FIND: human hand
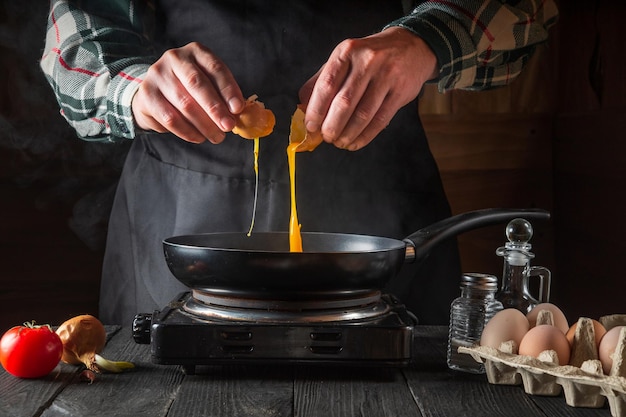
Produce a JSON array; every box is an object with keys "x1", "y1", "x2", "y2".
[
  {"x1": 132, "y1": 42, "x2": 245, "y2": 144},
  {"x1": 299, "y1": 27, "x2": 438, "y2": 151}
]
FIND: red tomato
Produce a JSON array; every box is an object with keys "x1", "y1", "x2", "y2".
[{"x1": 0, "y1": 323, "x2": 63, "y2": 378}]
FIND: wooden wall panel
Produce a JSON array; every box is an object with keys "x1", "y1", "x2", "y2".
[
  {"x1": 423, "y1": 114, "x2": 555, "y2": 287},
  {"x1": 554, "y1": 111, "x2": 626, "y2": 321},
  {"x1": 419, "y1": 44, "x2": 558, "y2": 116},
  {"x1": 556, "y1": 1, "x2": 626, "y2": 113},
  {"x1": 418, "y1": 28, "x2": 559, "y2": 311},
  {"x1": 552, "y1": 1, "x2": 626, "y2": 321}
]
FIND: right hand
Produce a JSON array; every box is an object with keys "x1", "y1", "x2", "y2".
[
  {"x1": 132, "y1": 42, "x2": 245, "y2": 144},
  {"x1": 298, "y1": 27, "x2": 437, "y2": 151}
]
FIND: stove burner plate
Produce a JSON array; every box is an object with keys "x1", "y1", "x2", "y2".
[
  {"x1": 133, "y1": 292, "x2": 417, "y2": 372},
  {"x1": 184, "y1": 289, "x2": 390, "y2": 323}
]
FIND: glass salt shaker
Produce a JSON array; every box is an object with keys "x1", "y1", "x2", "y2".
[
  {"x1": 495, "y1": 218, "x2": 551, "y2": 314},
  {"x1": 447, "y1": 273, "x2": 503, "y2": 374}
]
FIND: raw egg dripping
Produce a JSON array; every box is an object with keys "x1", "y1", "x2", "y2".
[
  {"x1": 247, "y1": 137, "x2": 260, "y2": 236},
  {"x1": 287, "y1": 105, "x2": 323, "y2": 252},
  {"x1": 231, "y1": 95, "x2": 275, "y2": 236}
]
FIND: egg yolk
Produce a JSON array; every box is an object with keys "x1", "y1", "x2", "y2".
[
  {"x1": 246, "y1": 137, "x2": 260, "y2": 237},
  {"x1": 236, "y1": 100, "x2": 320, "y2": 251},
  {"x1": 231, "y1": 95, "x2": 274, "y2": 237},
  {"x1": 287, "y1": 106, "x2": 323, "y2": 252},
  {"x1": 287, "y1": 142, "x2": 302, "y2": 252}
]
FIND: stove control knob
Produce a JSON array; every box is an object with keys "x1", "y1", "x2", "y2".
[{"x1": 132, "y1": 313, "x2": 152, "y2": 344}]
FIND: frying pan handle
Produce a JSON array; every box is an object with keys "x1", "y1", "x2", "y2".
[{"x1": 402, "y1": 208, "x2": 550, "y2": 263}]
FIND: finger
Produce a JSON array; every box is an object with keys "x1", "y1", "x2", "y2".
[
  {"x1": 322, "y1": 77, "x2": 378, "y2": 149},
  {"x1": 345, "y1": 94, "x2": 398, "y2": 151},
  {"x1": 141, "y1": 79, "x2": 224, "y2": 144},
  {"x1": 135, "y1": 57, "x2": 219, "y2": 143},
  {"x1": 134, "y1": 82, "x2": 203, "y2": 143},
  {"x1": 150, "y1": 99, "x2": 209, "y2": 144},
  {"x1": 152, "y1": 68, "x2": 226, "y2": 143},
  {"x1": 170, "y1": 58, "x2": 237, "y2": 133},
  {"x1": 322, "y1": 70, "x2": 372, "y2": 147},
  {"x1": 304, "y1": 55, "x2": 351, "y2": 137},
  {"x1": 132, "y1": 86, "x2": 168, "y2": 133},
  {"x1": 192, "y1": 46, "x2": 245, "y2": 115}
]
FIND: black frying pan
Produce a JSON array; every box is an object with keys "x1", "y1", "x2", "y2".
[{"x1": 163, "y1": 208, "x2": 550, "y2": 298}]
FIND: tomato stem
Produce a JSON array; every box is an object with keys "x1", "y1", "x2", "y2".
[{"x1": 18, "y1": 321, "x2": 53, "y2": 335}]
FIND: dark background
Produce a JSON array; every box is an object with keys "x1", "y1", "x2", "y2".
[
  {"x1": 0, "y1": 2, "x2": 129, "y2": 329},
  {"x1": 1, "y1": 1, "x2": 625, "y2": 332}
]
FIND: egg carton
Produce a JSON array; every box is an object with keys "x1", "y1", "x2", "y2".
[{"x1": 458, "y1": 314, "x2": 626, "y2": 417}]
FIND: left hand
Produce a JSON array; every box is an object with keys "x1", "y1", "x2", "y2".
[
  {"x1": 132, "y1": 42, "x2": 245, "y2": 144},
  {"x1": 299, "y1": 27, "x2": 438, "y2": 151}
]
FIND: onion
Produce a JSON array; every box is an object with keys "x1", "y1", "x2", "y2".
[{"x1": 56, "y1": 315, "x2": 134, "y2": 373}]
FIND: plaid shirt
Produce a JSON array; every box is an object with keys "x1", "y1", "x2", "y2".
[{"x1": 40, "y1": 0, "x2": 558, "y2": 142}]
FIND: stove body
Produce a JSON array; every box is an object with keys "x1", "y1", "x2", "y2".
[{"x1": 133, "y1": 291, "x2": 417, "y2": 373}]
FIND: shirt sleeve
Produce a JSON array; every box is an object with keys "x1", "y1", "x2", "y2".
[
  {"x1": 388, "y1": 0, "x2": 559, "y2": 92},
  {"x1": 40, "y1": 0, "x2": 156, "y2": 142}
]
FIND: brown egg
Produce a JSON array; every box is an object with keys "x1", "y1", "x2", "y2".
[
  {"x1": 527, "y1": 303, "x2": 569, "y2": 334},
  {"x1": 565, "y1": 318, "x2": 607, "y2": 348},
  {"x1": 519, "y1": 324, "x2": 571, "y2": 365},
  {"x1": 480, "y1": 308, "x2": 530, "y2": 350},
  {"x1": 599, "y1": 326, "x2": 626, "y2": 375}
]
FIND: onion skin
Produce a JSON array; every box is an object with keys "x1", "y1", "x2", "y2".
[
  {"x1": 56, "y1": 315, "x2": 133, "y2": 373},
  {"x1": 56, "y1": 315, "x2": 106, "y2": 369}
]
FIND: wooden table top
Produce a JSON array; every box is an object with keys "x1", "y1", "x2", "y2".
[{"x1": 0, "y1": 326, "x2": 615, "y2": 417}]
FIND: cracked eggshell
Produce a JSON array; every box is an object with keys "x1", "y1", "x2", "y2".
[
  {"x1": 527, "y1": 303, "x2": 569, "y2": 334},
  {"x1": 480, "y1": 308, "x2": 530, "y2": 351}
]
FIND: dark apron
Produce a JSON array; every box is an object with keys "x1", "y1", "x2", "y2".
[{"x1": 100, "y1": 0, "x2": 461, "y2": 325}]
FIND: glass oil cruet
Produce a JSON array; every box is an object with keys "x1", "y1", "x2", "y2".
[{"x1": 495, "y1": 218, "x2": 551, "y2": 314}]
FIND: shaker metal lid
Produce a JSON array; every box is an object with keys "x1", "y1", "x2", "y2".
[{"x1": 461, "y1": 273, "x2": 498, "y2": 290}]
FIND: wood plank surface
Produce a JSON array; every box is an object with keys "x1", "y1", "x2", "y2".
[
  {"x1": 0, "y1": 327, "x2": 122, "y2": 417},
  {"x1": 530, "y1": 396, "x2": 611, "y2": 417},
  {"x1": 0, "y1": 325, "x2": 616, "y2": 417},
  {"x1": 406, "y1": 329, "x2": 548, "y2": 417},
  {"x1": 406, "y1": 370, "x2": 548, "y2": 417},
  {"x1": 168, "y1": 365, "x2": 294, "y2": 417},
  {"x1": 293, "y1": 366, "x2": 418, "y2": 417},
  {"x1": 0, "y1": 364, "x2": 76, "y2": 417},
  {"x1": 167, "y1": 360, "x2": 417, "y2": 416},
  {"x1": 40, "y1": 327, "x2": 184, "y2": 417}
]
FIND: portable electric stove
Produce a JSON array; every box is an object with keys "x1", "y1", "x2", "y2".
[{"x1": 133, "y1": 289, "x2": 417, "y2": 374}]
